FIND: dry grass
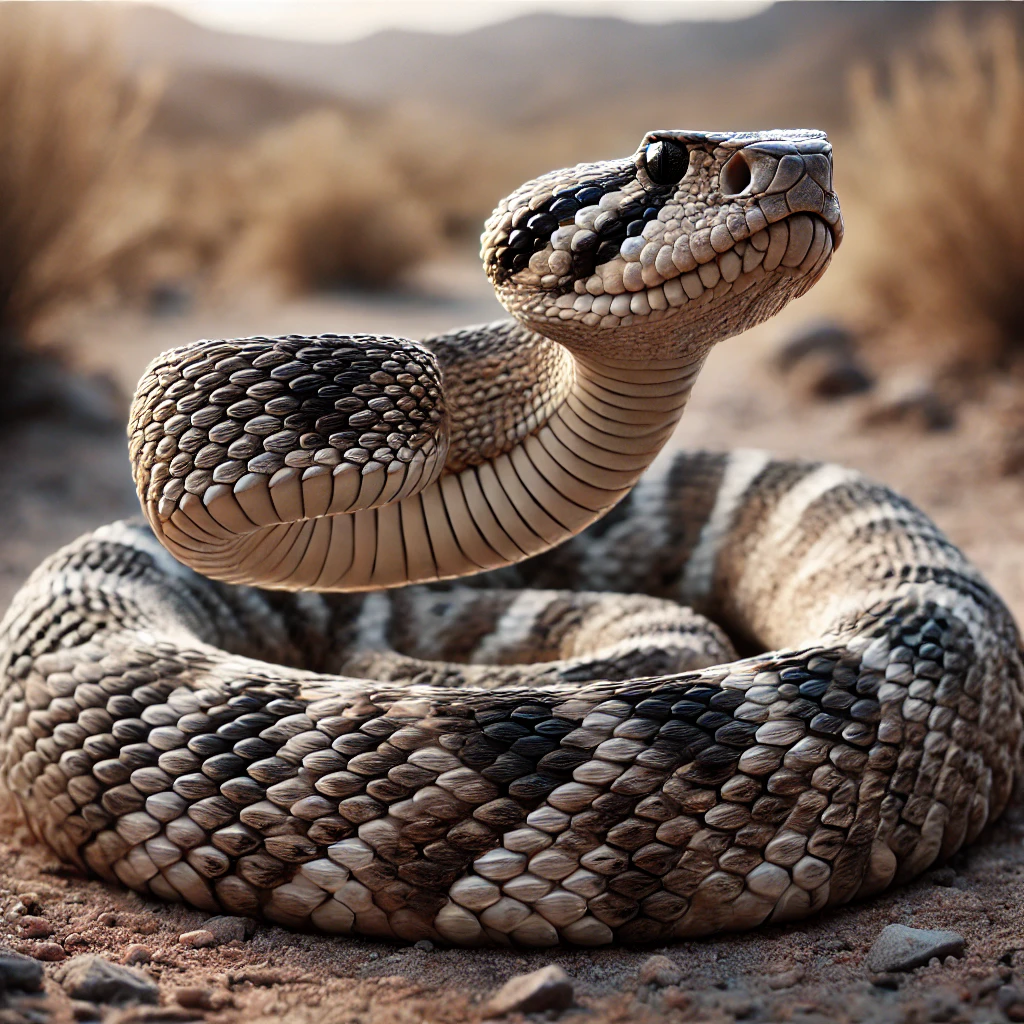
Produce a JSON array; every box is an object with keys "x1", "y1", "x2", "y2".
[
  {"x1": 0, "y1": 6, "x2": 701, "y2": 320},
  {"x1": 0, "y1": 6, "x2": 159, "y2": 338},
  {"x1": 216, "y1": 111, "x2": 438, "y2": 295},
  {"x1": 835, "y1": 15, "x2": 1024, "y2": 376}
]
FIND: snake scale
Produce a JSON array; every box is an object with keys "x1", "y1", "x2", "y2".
[{"x1": 0, "y1": 129, "x2": 1020, "y2": 948}]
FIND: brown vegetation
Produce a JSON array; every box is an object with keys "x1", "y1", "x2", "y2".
[
  {"x1": 0, "y1": 6, "x2": 157, "y2": 339},
  {"x1": 835, "y1": 15, "x2": 1024, "y2": 376},
  {"x1": 215, "y1": 111, "x2": 438, "y2": 294},
  {"x1": 109, "y1": 111, "x2": 442, "y2": 301}
]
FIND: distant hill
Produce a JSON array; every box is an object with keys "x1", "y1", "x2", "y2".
[{"x1": 96, "y1": 1, "x2": 1023, "y2": 140}]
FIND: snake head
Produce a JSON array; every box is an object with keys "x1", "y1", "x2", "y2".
[{"x1": 482, "y1": 128, "x2": 842, "y2": 360}]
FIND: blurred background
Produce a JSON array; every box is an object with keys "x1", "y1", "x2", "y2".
[{"x1": 1, "y1": 0, "x2": 1023, "y2": 617}]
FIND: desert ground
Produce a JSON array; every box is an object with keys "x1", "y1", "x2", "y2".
[{"x1": 0, "y1": 259, "x2": 1021, "y2": 1024}]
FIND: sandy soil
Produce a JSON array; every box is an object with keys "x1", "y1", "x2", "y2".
[{"x1": 2, "y1": 263, "x2": 1024, "y2": 1023}]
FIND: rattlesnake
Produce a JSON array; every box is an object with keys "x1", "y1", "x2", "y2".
[{"x1": 0, "y1": 129, "x2": 1020, "y2": 948}]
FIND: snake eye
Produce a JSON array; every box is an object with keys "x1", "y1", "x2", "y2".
[{"x1": 644, "y1": 140, "x2": 689, "y2": 186}]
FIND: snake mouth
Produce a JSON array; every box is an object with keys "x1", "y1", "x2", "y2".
[{"x1": 526, "y1": 209, "x2": 837, "y2": 331}]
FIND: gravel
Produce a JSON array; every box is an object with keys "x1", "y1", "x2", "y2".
[
  {"x1": 638, "y1": 955, "x2": 682, "y2": 987},
  {"x1": 0, "y1": 949, "x2": 44, "y2": 992},
  {"x1": 866, "y1": 924, "x2": 966, "y2": 973},
  {"x1": 484, "y1": 965, "x2": 574, "y2": 1017},
  {"x1": 56, "y1": 955, "x2": 160, "y2": 1006},
  {"x1": 203, "y1": 916, "x2": 254, "y2": 944}
]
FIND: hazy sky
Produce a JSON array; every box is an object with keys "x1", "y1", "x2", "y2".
[{"x1": 137, "y1": 1, "x2": 771, "y2": 42}]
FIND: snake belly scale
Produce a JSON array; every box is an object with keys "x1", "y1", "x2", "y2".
[{"x1": 0, "y1": 129, "x2": 1020, "y2": 947}]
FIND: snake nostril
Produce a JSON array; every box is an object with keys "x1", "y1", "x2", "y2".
[{"x1": 720, "y1": 152, "x2": 752, "y2": 197}]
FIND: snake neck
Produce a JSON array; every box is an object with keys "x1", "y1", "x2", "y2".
[
  {"x1": 410, "y1": 324, "x2": 705, "y2": 584},
  {"x1": 142, "y1": 323, "x2": 704, "y2": 593},
  {"x1": 431, "y1": 319, "x2": 701, "y2": 474}
]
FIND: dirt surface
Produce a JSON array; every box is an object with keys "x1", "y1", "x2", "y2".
[{"x1": 3, "y1": 263, "x2": 1024, "y2": 1023}]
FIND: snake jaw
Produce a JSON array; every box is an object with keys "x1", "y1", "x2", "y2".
[{"x1": 482, "y1": 129, "x2": 841, "y2": 360}]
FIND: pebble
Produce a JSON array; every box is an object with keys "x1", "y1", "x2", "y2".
[
  {"x1": 998, "y1": 984, "x2": 1023, "y2": 1010},
  {"x1": 773, "y1": 321, "x2": 873, "y2": 400},
  {"x1": 203, "y1": 915, "x2": 254, "y2": 944},
  {"x1": 178, "y1": 929, "x2": 216, "y2": 949},
  {"x1": 56, "y1": 954, "x2": 160, "y2": 1006},
  {"x1": 121, "y1": 944, "x2": 152, "y2": 966},
  {"x1": 64, "y1": 933, "x2": 87, "y2": 948},
  {"x1": 413, "y1": 939, "x2": 434, "y2": 952},
  {"x1": 870, "y1": 973, "x2": 901, "y2": 990},
  {"x1": 16, "y1": 893, "x2": 41, "y2": 913},
  {"x1": 766, "y1": 967, "x2": 804, "y2": 989},
  {"x1": 30, "y1": 941, "x2": 67, "y2": 961},
  {"x1": 97, "y1": 913, "x2": 118, "y2": 928},
  {"x1": 0, "y1": 949, "x2": 45, "y2": 991},
  {"x1": 17, "y1": 916, "x2": 52, "y2": 938},
  {"x1": 638, "y1": 955, "x2": 682, "y2": 987},
  {"x1": 866, "y1": 924, "x2": 965, "y2": 973},
  {"x1": 174, "y1": 986, "x2": 218, "y2": 1010},
  {"x1": 70, "y1": 999, "x2": 101, "y2": 1021},
  {"x1": 861, "y1": 377, "x2": 955, "y2": 432},
  {"x1": 484, "y1": 965, "x2": 574, "y2": 1017}
]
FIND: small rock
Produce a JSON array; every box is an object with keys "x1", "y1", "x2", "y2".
[
  {"x1": 227, "y1": 967, "x2": 289, "y2": 987},
  {"x1": 0, "y1": 950, "x2": 45, "y2": 991},
  {"x1": 17, "y1": 916, "x2": 52, "y2": 939},
  {"x1": 121, "y1": 945, "x2": 151, "y2": 966},
  {"x1": 766, "y1": 967, "x2": 804, "y2": 989},
  {"x1": 64, "y1": 933, "x2": 87, "y2": 948},
  {"x1": 662, "y1": 988, "x2": 691, "y2": 1011},
  {"x1": 870, "y1": 973, "x2": 902, "y2": 990},
  {"x1": 203, "y1": 916, "x2": 254, "y2": 944},
  {"x1": 56, "y1": 955, "x2": 160, "y2": 1006},
  {"x1": 638, "y1": 955, "x2": 682, "y2": 987},
  {"x1": 861, "y1": 377, "x2": 955, "y2": 432},
  {"x1": 413, "y1": 939, "x2": 434, "y2": 952},
  {"x1": 773, "y1": 321, "x2": 873, "y2": 400},
  {"x1": 178, "y1": 929, "x2": 216, "y2": 949},
  {"x1": 866, "y1": 924, "x2": 965, "y2": 973},
  {"x1": 174, "y1": 987, "x2": 217, "y2": 1010},
  {"x1": 98, "y1": 913, "x2": 118, "y2": 928},
  {"x1": 999, "y1": 985, "x2": 1023, "y2": 1010},
  {"x1": 70, "y1": 999, "x2": 101, "y2": 1021},
  {"x1": 16, "y1": 893, "x2": 41, "y2": 914},
  {"x1": 484, "y1": 965, "x2": 574, "y2": 1017},
  {"x1": 30, "y1": 941, "x2": 67, "y2": 961}
]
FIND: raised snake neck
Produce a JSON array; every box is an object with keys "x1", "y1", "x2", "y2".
[{"x1": 0, "y1": 129, "x2": 1020, "y2": 948}]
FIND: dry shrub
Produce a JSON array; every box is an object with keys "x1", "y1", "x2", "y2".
[
  {"x1": 837, "y1": 15, "x2": 1024, "y2": 374},
  {"x1": 0, "y1": 6, "x2": 159, "y2": 337},
  {"x1": 216, "y1": 111, "x2": 437, "y2": 294}
]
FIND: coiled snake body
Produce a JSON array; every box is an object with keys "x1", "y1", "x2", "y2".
[{"x1": 0, "y1": 129, "x2": 1020, "y2": 947}]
